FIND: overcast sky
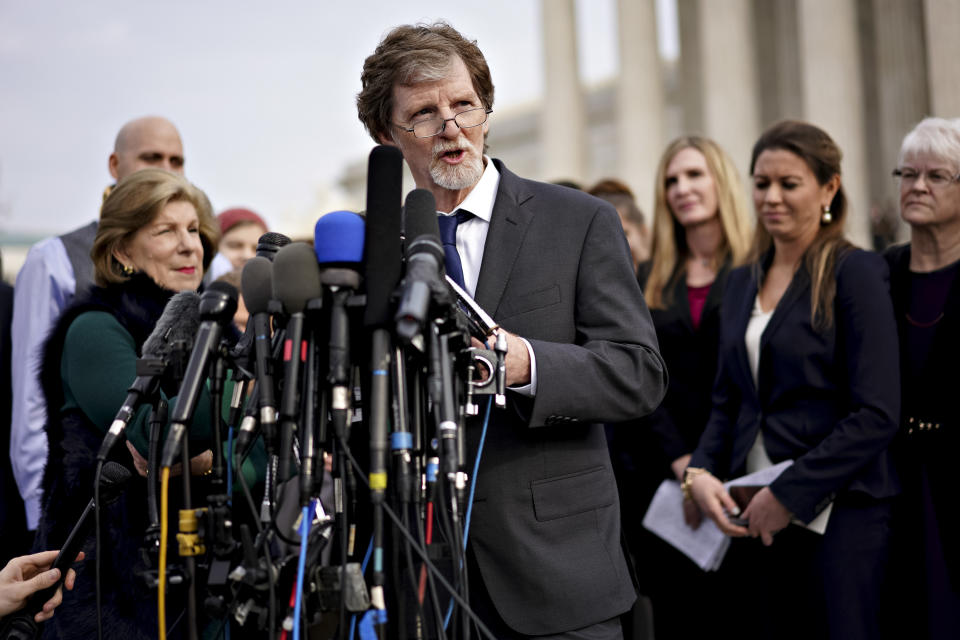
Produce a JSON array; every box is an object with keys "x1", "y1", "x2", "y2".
[{"x1": 0, "y1": 0, "x2": 675, "y2": 238}]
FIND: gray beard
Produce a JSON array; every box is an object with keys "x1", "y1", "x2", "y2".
[{"x1": 430, "y1": 153, "x2": 483, "y2": 190}]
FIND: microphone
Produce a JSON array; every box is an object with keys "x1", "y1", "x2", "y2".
[
  {"x1": 12, "y1": 463, "x2": 132, "y2": 631},
  {"x1": 235, "y1": 256, "x2": 277, "y2": 456},
  {"x1": 256, "y1": 231, "x2": 292, "y2": 261},
  {"x1": 272, "y1": 242, "x2": 323, "y2": 481},
  {"x1": 311, "y1": 211, "x2": 365, "y2": 500},
  {"x1": 363, "y1": 145, "x2": 404, "y2": 328},
  {"x1": 161, "y1": 282, "x2": 238, "y2": 468},
  {"x1": 395, "y1": 189, "x2": 451, "y2": 342},
  {"x1": 97, "y1": 292, "x2": 200, "y2": 461}
]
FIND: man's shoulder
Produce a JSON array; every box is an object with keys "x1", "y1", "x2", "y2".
[{"x1": 492, "y1": 159, "x2": 612, "y2": 216}]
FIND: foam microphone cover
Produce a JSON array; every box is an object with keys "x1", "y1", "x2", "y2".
[
  {"x1": 403, "y1": 189, "x2": 443, "y2": 262},
  {"x1": 272, "y1": 242, "x2": 323, "y2": 314},
  {"x1": 363, "y1": 145, "x2": 404, "y2": 327},
  {"x1": 241, "y1": 256, "x2": 274, "y2": 315},
  {"x1": 315, "y1": 211, "x2": 365, "y2": 266},
  {"x1": 256, "y1": 232, "x2": 292, "y2": 261},
  {"x1": 141, "y1": 291, "x2": 200, "y2": 358},
  {"x1": 200, "y1": 280, "x2": 239, "y2": 324}
]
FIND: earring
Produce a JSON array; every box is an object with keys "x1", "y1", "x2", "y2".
[
  {"x1": 821, "y1": 205, "x2": 832, "y2": 225},
  {"x1": 121, "y1": 264, "x2": 135, "y2": 276}
]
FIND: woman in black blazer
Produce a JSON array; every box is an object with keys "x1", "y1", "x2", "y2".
[
  {"x1": 685, "y1": 121, "x2": 900, "y2": 640},
  {"x1": 884, "y1": 117, "x2": 960, "y2": 639},
  {"x1": 613, "y1": 137, "x2": 752, "y2": 639}
]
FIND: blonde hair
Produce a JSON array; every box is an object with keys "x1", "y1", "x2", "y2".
[
  {"x1": 645, "y1": 136, "x2": 753, "y2": 309},
  {"x1": 748, "y1": 121, "x2": 851, "y2": 330},
  {"x1": 92, "y1": 168, "x2": 218, "y2": 286}
]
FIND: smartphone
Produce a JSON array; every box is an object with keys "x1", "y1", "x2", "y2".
[{"x1": 727, "y1": 514, "x2": 749, "y2": 527}]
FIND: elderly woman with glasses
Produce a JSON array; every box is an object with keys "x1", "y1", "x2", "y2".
[{"x1": 885, "y1": 117, "x2": 960, "y2": 638}]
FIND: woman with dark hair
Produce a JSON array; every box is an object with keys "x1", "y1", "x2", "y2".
[
  {"x1": 885, "y1": 116, "x2": 960, "y2": 639},
  {"x1": 32, "y1": 168, "x2": 221, "y2": 639},
  {"x1": 684, "y1": 121, "x2": 900, "y2": 639}
]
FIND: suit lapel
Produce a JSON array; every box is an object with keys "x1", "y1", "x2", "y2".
[
  {"x1": 729, "y1": 268, "x2": 758, "y2": 394},
  {"x1": 474, "y1": 161, "x2": 535, "y2": 317},
  {"x1": 760, "y1": 262, "x2": 811, "y2": 352}
]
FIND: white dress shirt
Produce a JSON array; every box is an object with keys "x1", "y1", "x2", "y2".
[{"x1": 437, "y1": 158, "x2": 537, "y2": 396}]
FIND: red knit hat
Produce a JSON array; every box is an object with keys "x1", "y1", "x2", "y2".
[{"x1": 217, "y1": 208, "x2": 267, "y2": 235}]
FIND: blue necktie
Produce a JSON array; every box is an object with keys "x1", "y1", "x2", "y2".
[{"x1": 437, "y1": 209, "x2": 473, "y2": 289}]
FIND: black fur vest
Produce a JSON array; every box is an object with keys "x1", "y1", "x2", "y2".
[{"x1": 33, "y1": 274, "x2": 189, "y2": 639}]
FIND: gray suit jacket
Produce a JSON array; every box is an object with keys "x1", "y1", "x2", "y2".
[{"x1": 466, "y1": 160, "x2": 667, "y2": 635}]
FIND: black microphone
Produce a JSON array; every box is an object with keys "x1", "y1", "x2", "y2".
[
  {"x1": 161, "y1": 282, "x2": 238, "y2": 468},
  {"x1": 363, "y1": 145, "x2": 404, "y2": 328},
  {"x1": 11, "y1": 463, "x2": 132, "y2": 632},
  {"x1": 272, "y1": 242, "x2": 323, "y2": 482},
  {"x1": 255, "y1": 231, "x2": 291, "y2": 261},
  {"x1": 395, "y1": 189, "x2": 452, "y2": 342},
  {"x1": 235, "y1": 256, "x2": 277, "y2": 456},
  {"x1": 97, "y1": 292, "x2": 200, "y2": 462}
]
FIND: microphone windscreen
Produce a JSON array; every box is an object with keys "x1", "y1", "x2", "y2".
[
  {"x1": 272, "y1": 242, "x2": 323, "y2": 313},
  {"x1": 256, "y1": 232, "x2": 292, "y2": 260},
  {"x1": 315, "y1": 211, "x2": 365, "y2": 265},
  {"x1": 200, "y1": 281, "x2": 239, "y2": 323},
  {"x1": 363, "y1": 145, "x2": 404, "y2": 327},
  {"x1": 241, "y1": 256, "x2": 273, "y2": 314},
  {"x1": 141, "y1": 291, "x2": 201, "y2": 359},
  {"x1": 98, "y1": 461, "x2": 133, "y2": 503},
  {"x1": 403, "y1": 189, "x2": 443, "y2": 261}
]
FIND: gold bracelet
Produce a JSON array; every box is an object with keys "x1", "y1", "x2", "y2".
[{"x1": 681, "y1": 467, "x2": 711, "y2": 501}]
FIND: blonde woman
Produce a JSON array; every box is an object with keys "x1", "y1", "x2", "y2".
[{"x1": 616, "y1": 136, "x2": 751, "y2": 639}]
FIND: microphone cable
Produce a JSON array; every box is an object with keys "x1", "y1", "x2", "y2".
[
  {"x1": 158, "y1": 466, "x2": 171, "y2": 640},
  {"x1": 94, "y1": 460, "x2": 104, "y2": 640},
  {"x1": 443, "y1": 395, "x2": 493, "y2": 632},
  {"x1": 338, "y1": 439, "x2": 498, "y2": 640},
  {"x1": 292, "y1": 499, "x2": 317, "y2": 640}
]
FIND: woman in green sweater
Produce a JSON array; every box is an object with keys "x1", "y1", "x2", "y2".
[{"x1": 33, "y1": 168, "x2": 220, "y2": 639}]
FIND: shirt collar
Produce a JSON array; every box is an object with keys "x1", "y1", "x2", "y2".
[{"x1": 438, "y1": 156, "x2": 499, "y2": 222}]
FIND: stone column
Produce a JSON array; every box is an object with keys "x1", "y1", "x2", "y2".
[
  {"x1": 683, "y1": 0, "x2": 761, "y2": 183},
  {"x1": 797, "y1": 0, "x2": 871, "y2": 247},
  {"x1": 868, "y1": 0, "x2": 929, "y2": 243},
  {"x1": 616, "y1": 0, "x2": 665, "y2": 216},
  {"x1": 924, "y1": 0, "x2": 960, "y2": 116},
  {"x1": 540, "y1": 0, "x2": 587, "y2": 183}
]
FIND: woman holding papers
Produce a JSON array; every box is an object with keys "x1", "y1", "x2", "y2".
[
  {"x1": 622, "y1": 136, "x2": 751, "y2": 638},
  {"x1": 884, "y1": 117, "x2": 960, "y2": 638},
  {"x1": 684, "y1": 121, "x2": 900, "y2": 640}
]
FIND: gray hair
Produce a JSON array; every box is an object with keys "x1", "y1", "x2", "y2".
[{"x1": 898, "y1": 117, "x2": 960, "y2": 171}]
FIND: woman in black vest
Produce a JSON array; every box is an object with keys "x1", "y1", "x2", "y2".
[{"x1": 33, "y1": 169, "x2": 219, "y2": 639}]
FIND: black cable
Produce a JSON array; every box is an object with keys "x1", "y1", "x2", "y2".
[
  {"x1": 339, "y1": 444, "x2": 497, "y2": 640},
  {"x1": 94, "y1": 459, "x2": 104, "y2": 640},
  {"x1": 233, "y1": 454, "x2": 262, "y2": 535}
]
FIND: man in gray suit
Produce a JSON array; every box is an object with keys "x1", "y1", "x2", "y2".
[{"x1": 358, "y1": 22, "x2": 667, "y2": 639}]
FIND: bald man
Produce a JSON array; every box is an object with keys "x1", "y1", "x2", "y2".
[{"x1": 9, "y1": 116, "x2": 185, "y2": 533}]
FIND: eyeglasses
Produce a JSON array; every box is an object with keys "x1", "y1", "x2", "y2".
[
  {"x1": 395, "y1": 107, "x2": 492, "y2": 139},
  {"x1": 892, "y1": 166, "x2": 960, "y2": 188}
]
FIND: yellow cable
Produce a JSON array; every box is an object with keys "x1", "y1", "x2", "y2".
[{"x1": 159, "y1": 467, "x2": 170, "y2": 640}]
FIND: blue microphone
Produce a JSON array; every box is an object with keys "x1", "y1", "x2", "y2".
[
  {"x1": 314, "y1": 210, "x2": 366, "y2": 266},
  {"x1": 307, "y1": 211, "x2": 365, "y2": 503}
]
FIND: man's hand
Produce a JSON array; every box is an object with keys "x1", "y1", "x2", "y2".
[
  {"x1": 499, "y1": 330, "x2": 531, "y2": 387},
  {"x1": 0, "y1": 550, "x2": 83, "y2": 622},
  {"x1": 470, "y1": 329, "x2": 531, "y2": 387},
  {"x1": 742, "y1": 487, "x2": 792, "y2": 546}
]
